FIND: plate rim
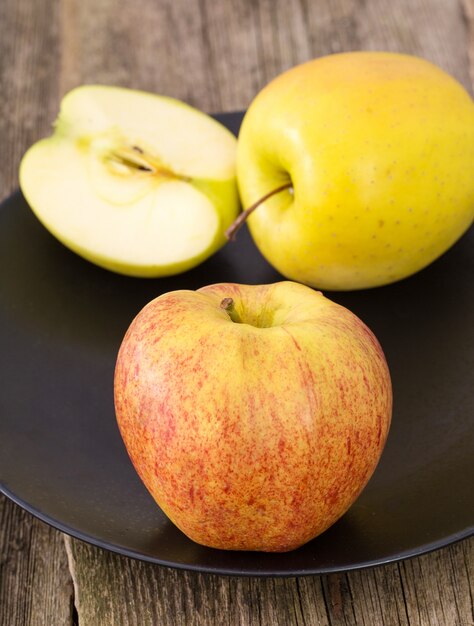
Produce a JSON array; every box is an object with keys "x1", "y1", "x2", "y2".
[{"x1": 2, "y1": 467, "x2": 474, "y2": 577}]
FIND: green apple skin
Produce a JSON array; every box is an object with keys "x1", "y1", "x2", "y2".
[
  {"x1": 114, "y1": 281, "x2": 392, "y2": 552},
  {"x1": 19, "y1": 86, "x2": 240, "y2": 277},
  {"x1": 237, "y1": 52, "x2": 474, "y2": 290}
]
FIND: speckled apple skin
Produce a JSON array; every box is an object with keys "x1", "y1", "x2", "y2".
[
  {"x1": 237, "y1": 53, "x2": 474, "y2": 290},
  {"x1": 114, "y1": 282, "x2": 392, "y2": 552}
]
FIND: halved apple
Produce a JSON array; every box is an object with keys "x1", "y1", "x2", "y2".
[{"x1": 19, "y1": 86, "x2": 240, "y2": 276}]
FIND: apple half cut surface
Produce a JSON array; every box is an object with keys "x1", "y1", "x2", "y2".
[{"x1": 19, "y1": 86, "x2": 240, "y2": 276}]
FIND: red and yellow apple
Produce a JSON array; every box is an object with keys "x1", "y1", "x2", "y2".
[{"x1": 114, "y1": 281, "x2": 392, "y2": 552}]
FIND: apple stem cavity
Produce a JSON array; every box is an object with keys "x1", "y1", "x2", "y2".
[
  {"x1": 225, "y1": 182, "x2": 293, "y2": 241},
  {"x1": 220, "y1": 297, "x2": 242, "y2": 323}
]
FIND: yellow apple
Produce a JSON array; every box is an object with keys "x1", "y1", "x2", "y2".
[
  {"x1": 236, "y1": 52, "x2": 474, "y2": 290},
  {"x1": 114, "y1": 281, "x2": 392, "y2": 552},
  {"x1": 20, "y1": 86, "x2": 239, "y2": 277}
]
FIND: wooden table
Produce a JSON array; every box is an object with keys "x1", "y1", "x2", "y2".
[{"x1": 1, "y1": 1, "x2": 473, "y2": 624}]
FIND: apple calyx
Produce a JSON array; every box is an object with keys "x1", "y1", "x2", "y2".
[
  {"x1": 225, "y1": 182, "x2": 293, "y2": 241},
  {"x1": 220, "y1": 297, "x2": 242, "y2": 323}
]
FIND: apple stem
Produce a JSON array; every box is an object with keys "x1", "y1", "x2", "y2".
[
  {"x1": 225, "y1": 182, "x2": 293, "y2": 241},
  {"x1": 220, "y1": 297, "x2": 242, "y2": 323}
]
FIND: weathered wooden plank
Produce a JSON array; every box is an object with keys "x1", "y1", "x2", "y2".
[
  {"x1": 64, "y1": 535, "x2": 330, "y2": 626},
  {"x1": 0, "y1": 496, "x2": 73, "y2": 626},
  {"x1": 54, "y1": 0, "x2": 472, "y2": 114},
  {"x1": 461, "y1": 0, "x2": 474, "y2": 93},
  {"x1": 399, "y1": 540, "x2": 474, "y2": 626},
  {"x1": 0, "y1": 1, "x2": 74, "y2": 624},
  {"x1": 66, "y1": 536, "x2": 474, "y2": 626},
  {"x1": 0, "y1": 0, "x2": 62, "y2": 199}
]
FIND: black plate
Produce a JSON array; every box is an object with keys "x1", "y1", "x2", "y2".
[{"x1": 1, "y1": 112, "x2": 473, "y2": 576}]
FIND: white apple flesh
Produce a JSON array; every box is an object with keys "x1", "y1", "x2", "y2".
[
  {"x1": 20, "y1": 86, "x2": 240, "y2": 276},
  {"x1": 114, "y1": 281, "x2": 392, "y2": 552}
]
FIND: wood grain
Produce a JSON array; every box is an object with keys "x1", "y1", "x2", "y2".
[
  {"x1": 0, "y1": 0, "x2": 61, "y2": 200},
  {"x1": 1, "y1": 0, "x2": 473, "y2": 624},
  {"x1": 0, "y1": 1, "x2": 71, "y2": 621},
  {"x1": 54, "y1": 0, "x2": 472, "y2": 113},
  {"x1": 65, "y1": 536, "x2": 474, "y2": 626},
  {"x1": 0, "y1": 496, "x2": 73, "y2": 626},
  {"x1": 462, "y1": 0, "x2": 474, "y2": 91}
]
